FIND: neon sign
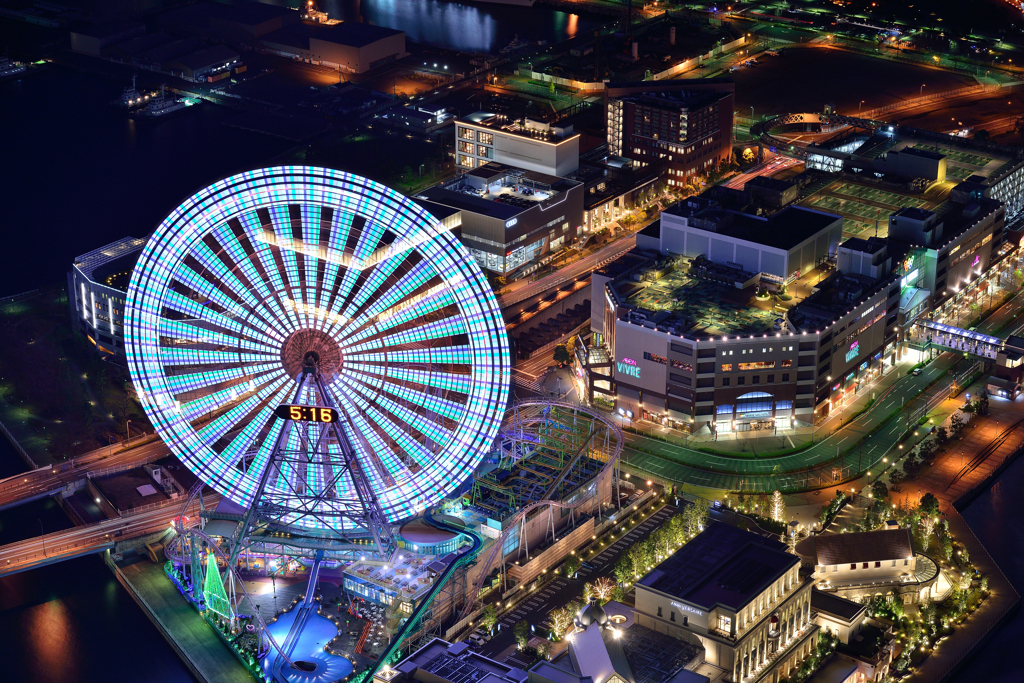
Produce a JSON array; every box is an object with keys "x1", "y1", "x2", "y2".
[
  {"x1": 671, "y1": 601, "x2": 703, "y2": 616},
  {"x1": 617, "y1": 357, "x2": 640, "y2": 378},
  {"x1": 845, "y1": 340, "x2": 860, "y2": 363},
  {"x1": 971, "y1": 254, "x2": 981, "y2": 268}
]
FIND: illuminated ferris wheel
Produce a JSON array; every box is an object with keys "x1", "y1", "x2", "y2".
[{"x1": 125, "y1": 167, "x2": 510, "y2": 552}]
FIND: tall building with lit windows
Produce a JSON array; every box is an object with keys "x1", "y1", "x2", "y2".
[
  {"x1": 68, "y1": 237, "x2": 147, "y2": 356},
  {"x1": 605, "y1": 80, "x2": 735, "y2": 188},
  {"x1": 455, "y1": 112, "x2": 580, "y2": 177}
]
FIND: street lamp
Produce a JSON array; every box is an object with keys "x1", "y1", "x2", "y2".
[
  {"x1": 126, "y1": 419, "x2": 132, "y2": 444},
  {"x1": 920, "y1": 84, "x2": 926, "y2": 96},
  {"x1": 39, "y1": 518, "x2": 45, "y2": 557},
  {"x1": 859, "y1": 100, "x2": 865, "y2": 113}
]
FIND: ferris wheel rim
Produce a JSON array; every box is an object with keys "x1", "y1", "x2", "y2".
[{"x1": 124, "y1": 166, "x2": 510, "y2": 529}]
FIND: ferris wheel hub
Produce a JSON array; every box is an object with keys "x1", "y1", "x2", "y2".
[{"x1": 280, "y1": 328, "x2": 342, "y2": 380}]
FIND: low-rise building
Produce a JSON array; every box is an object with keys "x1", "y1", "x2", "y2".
[
  {"x1": 67, "y1": 237, "x2": 147, "y2": 357},
  {"x1": 811, "y1": 590, "x2": 895, "y2": 683},
  {"x1": 809, "y1": 528, "x2": 940, "y2": 604},
  {"x1": 374, "y1": 638, "x2": 528, "y2": 683},
  {"x1": 456, "y1": 113, "x2": 581, "y2": 177},
  {"x1": 417, "y1": 162, "x2": 583, "y2": 275},
  {"x1": 591, "y1": 198, "x2": 879, "y2": 432},
  {"x1": 633, "y1": 522, "x2": 818, "y2": 683},
  {"x1": 261, "y1": 21, "x2": 406, "y2": 73}
]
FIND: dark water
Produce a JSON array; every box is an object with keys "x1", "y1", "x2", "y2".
[
  {"x1": 0, "y1": 436, "x2": 196, "y2": 683},
  {"x1": 0, "y1": 65, "x2": 294, "y2": 297},
  {"x1": 955, "y1": 454, "x2": 1024, "y2": 682},
  {"x1": 313, "y1": 0, "x2": 595, "y2": 53}
]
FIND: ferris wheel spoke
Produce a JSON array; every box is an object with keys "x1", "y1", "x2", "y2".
[
  {"x1": 338, "y1": 365, "x2": 466, "y2": 425},
  {"x1": 165, "y1": 362, "x2": 280, "y2": 397},
  {"x1": 191, "y1": 374, "x2": 291, "y2": 448},
  {"x1": 345, "y1": 362, "x2": 472, "y2": 396},
  {"x1": 338, "y1": 285, "x2": 455, "y2": 347},
  {"x1": 231, "y1": 213, "x2": 305, "y2": 333},
  {"x1": 333, "y1": 214, "x2": 387, "y2": 313},
  {"x1": 345, "y1": 345, "x2": 473, "y2": 366},
  {"x1": 333, "y1": 392, "x2": 404, "y2": 485},
  {"x1": 158, "y1": 346, "x2": 273, "y2": 370},
  {"x1": 361, "y1": 404, "x2": 434, "y2": 471},
  {"x1": 361, "y1": 388, "x2": 454, "y2": 449},
  {"x1": 343, "y1": 314, "x2": 467, "y2": 354},
  {"x1": 158, "y1": 318, "x2": 278, "y2": 354},
  {"x1": 338, "y1": 249, "x2": 411, "y2": 322},
  {"x1": 161, "y1": 285, "x2": 254, "y2": 338},
  {"x1": 184, "y1": 240, "x2": 272, "y2": 322},
  {"x1": 335, "y1": 260, "x2": 438, "y2": 340}
]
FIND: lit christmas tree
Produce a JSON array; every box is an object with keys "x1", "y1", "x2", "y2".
[
  {"x1": 769, "y1": 490, "x2": 786, "y2": 523},
  {"x1": 203, "y1": 550, "x2": 233, "y2": 620}
]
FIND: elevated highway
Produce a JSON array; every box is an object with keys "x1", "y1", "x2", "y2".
[
  {"x1": 0, "y1": 439, "x2": 171, "y2": 512},
  {"x1": 0, "y1": 493, "x2": 212, "y2": 578}
]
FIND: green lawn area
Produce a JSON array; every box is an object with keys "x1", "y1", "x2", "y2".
[
  {"x1": 294, "y1": 132, "x2": 451, "y2": 193},
  {"x1": 0, "y1": 287, "x2": 147, "y2": 463}
]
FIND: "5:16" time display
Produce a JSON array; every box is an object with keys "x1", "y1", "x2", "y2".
[{"x1": 274, "y1": 404, "x2": 339, "y2": 423}]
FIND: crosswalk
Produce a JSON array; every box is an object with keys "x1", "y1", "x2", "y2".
[{"x1": 512, "y1": 371, "x2": 542, "y2": 393}]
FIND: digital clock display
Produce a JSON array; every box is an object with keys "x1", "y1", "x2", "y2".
[{"x1": 274, "y1": 404, "x2": 339, "y2": 423}]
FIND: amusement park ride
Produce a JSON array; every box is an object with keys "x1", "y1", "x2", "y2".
[{"x1": 123, "y1": 167, "x2": 621, "y2": 683}]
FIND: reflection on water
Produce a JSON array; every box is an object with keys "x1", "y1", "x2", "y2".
[
  {"x1": 318, "y1": 0, "x2": 593, "y2": 52},
  {"x1": 0, "y1": 556, "x2": 197, "y2": 683}
]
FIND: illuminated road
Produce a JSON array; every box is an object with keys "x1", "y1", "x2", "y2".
[
  {"x1": 0, "y1": 438, "x2": 171, "y2": 512},
  {"x1": 499, "y1": 235, "x2": 637, "y2": 308},
  {"x1": 724, "y1": 155, "x2": 801, "y2": 189},
  {"x1": 0, "y1": 494, "x2": 211, "y2": 577}
]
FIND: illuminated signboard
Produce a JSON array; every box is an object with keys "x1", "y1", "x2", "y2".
[
  {"x1": 832, "y1": 383, "x2": 841, "y2": 393},
  {"x1": 671, "y1": 601, "x2": 703, "y2": 616},
  {"x1": 505, "y1": 218, "x2": 518, "y2": 228},
  {"x1": 971, "y1": 254, "x2": 981, "y2": 268},
  {"x1": 616, "y1": 357, "x2": 641, "y2": 378},
  {"x1": 274, "y1": 404, "x2": 339, "y2": 423},
  {"x1": 845, "y1": 340, "x2": 860, "y2": 363}
]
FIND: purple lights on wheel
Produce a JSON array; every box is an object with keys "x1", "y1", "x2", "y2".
[{"x1": 125, "y1": 167, "x2": 510, "y2": 529}]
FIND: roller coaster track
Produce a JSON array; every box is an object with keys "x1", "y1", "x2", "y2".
[{"x1": 945, "y1": 417, "x2": 1024, "y2": 491}]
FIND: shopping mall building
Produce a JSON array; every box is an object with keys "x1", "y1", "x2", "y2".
[{"x1": 590, "y1": 191, "x2": 1007, "y2": 434}]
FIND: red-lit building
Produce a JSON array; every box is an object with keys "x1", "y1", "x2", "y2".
[{"x1": 605, "y1": 79, "x2": 735, "y2": 188}]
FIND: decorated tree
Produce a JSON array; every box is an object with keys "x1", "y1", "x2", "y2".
[{"x1": 769, "y1": 490, "x2": 786, "y2": 523}]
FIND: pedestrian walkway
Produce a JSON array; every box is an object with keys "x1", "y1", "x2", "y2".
[{"x1": 117, "y1": 559, "x2": 252, "y2": 683}]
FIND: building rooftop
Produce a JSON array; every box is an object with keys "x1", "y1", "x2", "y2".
[
  {"x1": 459, "y1": 112, "x2": 579, "y2": 143},
  {"x1": 787, "y1": 271, "x2": 896, "y2": 333},
  {"x1": 73, "y1": 237, "x2": 147, "y2": 286},
  {"x1": 810, "y1": 589, "x2": 866, "y2": 622},
  {"x1": 419, "y1": 163, "x2": 579, "y2": 222},
  {"x1": 839, "y1": 236, "x2": 887, "y2": 255},
  {"x1": 814, "y1": 528, "x2": 914, "y2": 566},
  {"x1": 263, "y1": 20, "x2": 403, "y2": 51},
  {"x1": 638, "y1": 522, "x2": 796, "y2": 612},
  {"x1": 664, "y1": 200, "x2": 840, "y2": 251},
  {"x1": 395, "y1": 639, "x2": 527, "y2": 683},
  {"x1": 619, "y1": 260, "x2": 783, "y2": 338},
  {"x1": 613, "y1": 87, "x2": 731, "y2": 111}
]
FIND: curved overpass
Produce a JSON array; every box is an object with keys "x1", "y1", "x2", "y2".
[{"x1": 751, "y1": 112, "x2": 890, "y2": 160}]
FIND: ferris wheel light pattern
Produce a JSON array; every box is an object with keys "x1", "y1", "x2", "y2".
[{"x1": 125, "y1": 167, "x2": 510, "y2": 530}]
